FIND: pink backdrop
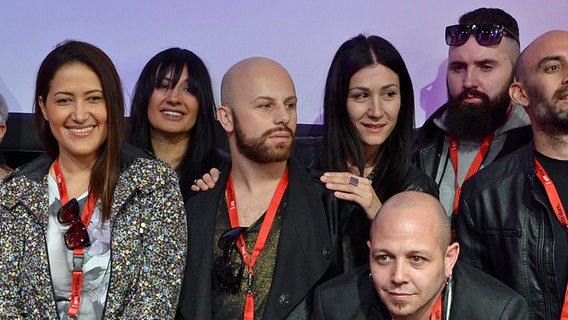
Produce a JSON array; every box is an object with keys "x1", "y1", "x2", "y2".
[{"x1": 1, "y1": 1, "x2": 566, "y2": 125}]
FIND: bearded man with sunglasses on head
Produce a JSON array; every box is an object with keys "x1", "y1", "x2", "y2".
[{"x1": 414, "y1": 8, "x2": 532, "y2": 223}]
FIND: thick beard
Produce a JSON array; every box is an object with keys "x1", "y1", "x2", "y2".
[
  {"x1": 445, "y1": 82, "x2": 512, "y2": 140},
  {"x1": 527, "y1": 83, "x2": 568, "y2": 136},
  {"x1": 233, "y1": 113, "x2": 295, "y2": 163}
]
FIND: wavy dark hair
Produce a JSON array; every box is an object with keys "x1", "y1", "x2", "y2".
[
  {"x1": 34, "y1": 40, "x2": 124, "y2": 221},
  {"x1": 321, "y1": 34, "x2": 415, "y2": 201},
  {"x1": 129, "y1": 48, "x2": 216, "y2": 199}
]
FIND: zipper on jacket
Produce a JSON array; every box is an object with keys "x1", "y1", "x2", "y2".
[{"x1": 530, "y1": 173, "x2": 559, "y2": 320}]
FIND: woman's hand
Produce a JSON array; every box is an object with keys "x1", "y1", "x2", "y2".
[
  {"x1": 320, "y1": 171, "x2": 382, "y2": 219},
  {"x1": 190, "y1": 168, "x2": 221, "y2": 192}
]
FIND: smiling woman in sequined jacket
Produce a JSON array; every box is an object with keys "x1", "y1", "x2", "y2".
[{"x1": 0, "y1": 40, "x2": 186, "y2": 319}]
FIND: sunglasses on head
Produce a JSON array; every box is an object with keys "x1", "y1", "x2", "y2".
[
  {"x1": 214, "y1": 226, "x2": 248, "y2": 294},
  {"x1": 57, "y1": 198, "x2": 91, "y2": 250},
  {"x1": 445, "y1": 24, "x2": 519, "y2": 47}
]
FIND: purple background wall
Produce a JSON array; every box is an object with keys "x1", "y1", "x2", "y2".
[{"x1": 1, "y1": 1, "x2": 566, "y2": 125}]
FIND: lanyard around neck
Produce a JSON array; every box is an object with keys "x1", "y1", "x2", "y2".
[
  {"x1": 225, "y1": 167, "x2": 289, "y2": 320},
  {"x1": 431, "y1": 293, "x2": 443, "y2": 320},
  {"x1": 53, "y1": 158, "x2": 97, "y2": 318},
  {"x1": 449, "y1": 133, "x2": 494, "y2": 237},
  {"x1": 534, "y1": 158, "x2": 568, "y2": 319},
  {"x1": 449, "y1": 106, "x2": 513, "y2": 231}
]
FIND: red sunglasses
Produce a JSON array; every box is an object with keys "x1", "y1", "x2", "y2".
[{"x1": 57, "y1": 198, "x2": 91, "y2": 250}]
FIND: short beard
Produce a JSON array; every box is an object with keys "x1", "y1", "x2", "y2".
[
  {"x1": 380, "y1": 264, "x2": 448, "y2": 318},
  {"x1": 233, "y1": 113, "x2": 295, "y2": 163},
  {"x1": 527, "y1": 83, "x2": 568, "y2": 136},
  {"x1": 445, "y1": 81, "x2": 512, "y2": 140}
]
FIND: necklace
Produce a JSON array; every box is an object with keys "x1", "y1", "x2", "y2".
[{"x1": 366, "y1": 168, "x2": 376, "y2": 181}]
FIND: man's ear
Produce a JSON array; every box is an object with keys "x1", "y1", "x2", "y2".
[
  {"x1": 444, "y1": 242, "x2": 460, "y2": 278},
  {"x1": 509, "y1": 82, "x2": 530, "y2": 108},
  {"x1": 217, "y1": 105, "x2": 233, "y2": 133}
]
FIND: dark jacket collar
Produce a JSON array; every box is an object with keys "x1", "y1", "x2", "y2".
[{"x1": 179, "y1": 158, "x2": 343, "y2": 320}]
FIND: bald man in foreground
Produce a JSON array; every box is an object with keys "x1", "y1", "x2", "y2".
[
  {"x1": 312, "y1": 191, "x2": 527, "y2": 319},
  {"x1": 176, "y1": 57, "x2": 357, "y2": 320}
]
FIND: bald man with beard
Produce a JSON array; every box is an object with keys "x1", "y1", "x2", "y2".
[{"x1": 176, "y1": 57, "x2": 359, "y2": 320}]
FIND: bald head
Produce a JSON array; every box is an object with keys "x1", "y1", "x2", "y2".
[
  {"x1": 371, "y1": 191, "x2": 451, "y2": 251},
  {"x1": 220, "y1": 57, "x2": 295, "y2": 108},
  {"x1": 515, "y1": 30, "x2": 568, "y2": 82}
]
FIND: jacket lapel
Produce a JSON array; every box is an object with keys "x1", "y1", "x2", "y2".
[{"x1": 264, "y1": 159, "x2": 333, "y2": 319}]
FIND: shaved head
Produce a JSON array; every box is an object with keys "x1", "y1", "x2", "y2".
[
  {"x1": 510, "y1": 30, "x2": 568, "y2": 146},
  {"x1": 515, "y1": 30, "x2": 568, "y2": 82},
  {"x1": 371, "y1": 191, "x2": 451, "y2": 251},
  {"x1": 221, "y1": 57, "x2": 294, "y2": 108},
  {"x1": 217, "y1": 56, "x2": 297, "y2": 163},
  {"x1": 368, "y1": 191, "x2": 459, "y2": 318}
]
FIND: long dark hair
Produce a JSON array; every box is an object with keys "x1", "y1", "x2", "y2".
[
  {"x1": 321, "y1": 34, "x2": 415, "y2": 200},
  {"x1": 129, "y1": 48, "x2": 216, "y2": 199},
  {"x1": 34, "y1": 40, "x2": 124, "y2": 221}
]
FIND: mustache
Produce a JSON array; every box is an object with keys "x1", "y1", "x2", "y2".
[
  {"x1": 263, "y1": 126, "x2": 294, "y2": 137},
  {"x1": 456, "y1": 88, "x2": 490, "y2": 103},
  {"x1": 552, "y1": 85, "x2": 568, "y2": 101}
]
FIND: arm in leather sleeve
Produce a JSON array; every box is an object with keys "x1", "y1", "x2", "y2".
[{"x1": 455, "y1": 190, "x2": 494, "y2": 273}]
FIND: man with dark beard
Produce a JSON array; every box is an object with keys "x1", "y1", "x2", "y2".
[
  {"x1": 413, "y1": 7, "x2": 532, "y2": 220},
  {"x1": 456, "y1": 30, "x2": 568, "y2": 319},
  {"x1": 176, "y1": 57, "x2": 357, "y2": 320}
]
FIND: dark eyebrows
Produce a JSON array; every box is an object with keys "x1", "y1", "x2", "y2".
[
  {"x1": 449, "y1": 58, "x2": 499, "y2": 67},
  {"x1": 349, "y1": 86, "x2": 370, "y2": 92},
  {"x1": 349, "y1": 84, "x2": 399, "y2": 92},
  {"x1": 249, "y1": 95, "x2": 297, "y2": 104},
  {"x1": 474, "y1": 58, "x2": 499, "y2": 66},
  {"x1": 249, "y1": 96, "x2": 276, "y2": 104},
  {"x1": 53, "y1": 89, "x2": 103, "y2": 96},
  {"x1": 538, "y1": 55, "x2": 564, "y2": 68},
  {"x1": 284, "y1": 96, "x2": 298, "y2": 103},
  {"x1": 370, "y1": 247, "x2": 431, "y2": 257}
]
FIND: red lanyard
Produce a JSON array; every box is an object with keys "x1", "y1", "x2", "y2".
[
  {"x1": 431, "y1": 293, "x2": 443, "y2": 320},
  {"x1": 449, "y1": 133, "x2": 494, "y2": 234},
  {"x1": 449, "y1": 107, "x2": 513, "y2": 234},
  {"x1": 53, "y1": 159, "x2": 97, "y2": 318},
  {"x1": 225, "y1": 167, "x2": 289, "y2": 320},
  {"x1": 534, "y1": 159, "x2": 568, "y2": 319}
]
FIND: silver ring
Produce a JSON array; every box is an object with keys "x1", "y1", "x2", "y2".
[
  {"x1": 349, "y1": 177, "x2": 359, "y2": 187},
  {"x1": 193, "y1": 179, "x2": 200, "y2": 184}
]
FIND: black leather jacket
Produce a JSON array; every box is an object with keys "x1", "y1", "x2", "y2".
[
  {"x1": 456, "y1": 143, "x2": 562, "y2": 320},
  {"x1": 413, "y1": 103, "x2": 533, "y2": 181},
  {"x1": 312, "y1": 262, "x2": 528, "y2": 319}
]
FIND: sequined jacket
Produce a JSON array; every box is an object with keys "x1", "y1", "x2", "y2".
[{"x1": 0, "y1": 144, "x2": 187, "y2": 319}]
